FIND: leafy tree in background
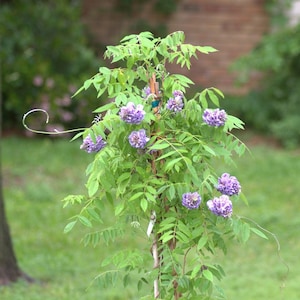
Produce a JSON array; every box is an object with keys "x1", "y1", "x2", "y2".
[
  {"x1": 0, "y1": 0, "x2": 97, "y2": 286},
  {"x1": 231, "y1": 0, "x2": 300, "y2": 148},
  {"x1": 0, "y1": 0, "x2": 99, "y2": 134},
  {"x1": 232, "y1": 22, "x2": 300, "y2": 148}
]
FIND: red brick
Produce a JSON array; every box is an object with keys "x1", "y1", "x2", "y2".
[{"x1": 81, "y1": 0, "x2": 269, "y2": 95}]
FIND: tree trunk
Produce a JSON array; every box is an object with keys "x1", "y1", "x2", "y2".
[
  {"x1": 0, "y1": 145, "x2": 34, "y2": 285},
  {"x1": 0, "y1": 187, "x2": 20, "y2": 284},
  {"x1": 0, "y1": 64, "x2": 33, "y2": 285}
]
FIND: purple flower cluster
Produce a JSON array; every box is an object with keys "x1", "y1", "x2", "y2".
[
  {"x1": 202, "y1": 108, "x2": 227, "y2": 127},
  {"x1": 206, "y1": 173, "x2": 241, "y2": 217},
  {"x1": 142, "y1": 86, "x2": 151, "y2": 98},
  {"x1": 182, "y1": 192, "x2": 201, "y2": 210},
  {"x1": 80, "y1": 134, "x2": 106, "y2": 153},
  {"x1": 128, "y1": 129, "x2": 149, "y2": 149},
  {"x1": 119, "y1": 102, "x2": 145, "y2": 124},
  {"x1": 216, "y1": 173, "x2": 241, "y2": 196},
  {"x1": 166, "y1": 90, "x2": 184, "y2": 112},
  {"x1": 207, "y1": 195, "x2": 233, "y2": 218}
]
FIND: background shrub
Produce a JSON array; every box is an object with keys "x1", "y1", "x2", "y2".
[
  {"x1": 232, "y1": 23, "x2": 300, "y2": 148},
  {"x1": 0, "y1": 0, "x2": 101, "y2": 134}
]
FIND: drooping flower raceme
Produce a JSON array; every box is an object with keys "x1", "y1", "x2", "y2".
[
  {"x1": 182, "y1": 192, "x2": 202, "y2": 209},
  {"x1": 80, "y1": 134, "x2": 106, "y2": 153},
  {"x1": 142, "y1": 86, "x2": 151, "y2": 99},
  {"x1": 216, "y1": 173, "x2": 241, "y2": 196},
  {"x1": 202, "y1": 108, "x2": 227, "y2": 127},
  {"x1": 172, "y1": 90, "x2": 184, "y2": 99},
  {"x1": 119, "y1": 102, "x2": 145, "y2": 124},
  {"x1": 207, "y1": 195, "x2": 233, "y2": 218},
  {"x1": 128, "y1": 129, "x2": 149, "y2": 149},
  {"x1": 166, "y1": 90, "x2": 184, "y2": 112},
  {"x1": 166, "y1": 97, "x2": 184, "y2": 112}
]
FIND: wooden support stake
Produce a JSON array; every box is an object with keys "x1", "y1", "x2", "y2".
[{"x1": 149, "y1": 73, "x2": 162, "y2": 299}]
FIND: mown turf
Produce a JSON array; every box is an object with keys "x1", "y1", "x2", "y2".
[{"x1": 1, "y1": 136, "x2": 300, "y2": 299}]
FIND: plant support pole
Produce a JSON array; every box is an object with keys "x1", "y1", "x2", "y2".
[
  {"x1": 149, "y1": 73, "x2": 182, "y2": 299},
  {"x1": 152, "y1": 233, "x2": 160, "y2": 298},
  {"x1": 149, "y1": 73, "x2": 161, "y2": 298}
]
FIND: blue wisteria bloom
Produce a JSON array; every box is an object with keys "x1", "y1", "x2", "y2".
[
  {"x1": 119, "y1": 102, "x2": 145, "y2": 124},
  {"x1": 182, "y1": 192, "x2": 202, "y2": 209},
  {"x1": 202, "y1": 108, "x2": 227, "y2": 127},
  {"x1": 166, "y1": 97, "x2": 184, "y2": 112},
  {"x1": 207, "y1": 195, "x2": 233, "y2": 218},
  {"x1": 80, "y1": 134, "x2": 106, "y2": 153},
  {"x1": 172, "y1": 90, "x2": 184, "y2": 99},
  {"x1": 216, "y1": 173, "x2": 241, "y2": 196},
  {"x1": 166, "y1": 90, "x2": 184, "y2": 112},
  {"x1": 128, "y1": 129, "x2": 149, "y2": 149},
  {"x1": 142, "y1": 86, "x2": 151, "y2": 98}
]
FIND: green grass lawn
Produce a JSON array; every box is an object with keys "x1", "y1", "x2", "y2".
[{"x1": 1, "y1": 136, "x2": 300, "y2": 299}]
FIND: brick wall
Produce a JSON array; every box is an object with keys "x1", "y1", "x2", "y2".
[{"x1": 82, "y1": 0, "x2": 269, "y2": 95}]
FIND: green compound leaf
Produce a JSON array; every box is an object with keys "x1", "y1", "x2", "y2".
[
  {"x1": 140, "y1": 198, "x2": 148, "y2": 212},
  {"x1": 78, "y1": 215, "x2": 93, "y2": 228},
  {"x1": 197, "y1": 235, "x2": 208, "y2": 251},
  {"x1": 93, "y1": 102, "x2": 116, "y2": 113},
  {"x1": 250, "y1": 227, "x2": 269, "y2": 240},
  {"x1": 63, "y1": 220, "x2": 77, "y2": 234},
  {"x1": 203, "y1": 269, "x2": 214, "y2": 282},
  {"x1": 196, "y1": 45, "x2": 218, "y2": 54},
  {"x1": 149, "y1": 142, "x2": 170, "y2": 150}
]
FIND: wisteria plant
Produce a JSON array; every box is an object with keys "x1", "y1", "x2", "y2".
[{"x1": 29, "y1": 31, "x2": 271, "y2": 299}]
